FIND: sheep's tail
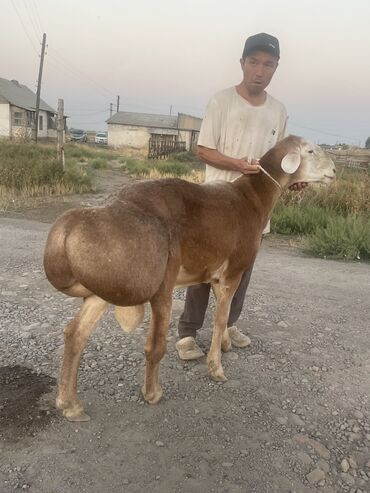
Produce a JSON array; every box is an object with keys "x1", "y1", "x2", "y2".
[{"x1": 115, "y1": 305, "x2": 145, "y2": 333}]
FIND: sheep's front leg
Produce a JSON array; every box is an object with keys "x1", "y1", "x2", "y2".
[
  {"x1": 142, "y1": 296, "x2": 172, "y2": 404},
  {"x1": 56, "y1": 295, "x2": 108, "y2": 421},
  {"x1": 208, "y1": 278, "x2": 240, "y2": 382}
]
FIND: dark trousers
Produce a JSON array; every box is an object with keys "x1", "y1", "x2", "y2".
[{"x1": 178, "y1": 265, "x2": 254, "y2": 339}]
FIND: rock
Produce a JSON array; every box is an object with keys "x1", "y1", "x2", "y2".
[
  {"x1": 354, "y1": 410, "x2": 364, "y2": 419},
  {"x1": 341, "y1": 459, "x2": 350, "y2": 472},
  {"x1": 155, "y1": 441, "x2": 164, "y2": 447},
  {"x1": 222, "y1": 462, "x2": 233, "y2": 468},
  {"x1": 306, "y1": 468, "x2": 325, "y2": 484},
  {"x1": 341, "y1": 472, "x2": 355, "y2": 486},
  {"x1": 277, "y1": 321, "x2": 288, "y2": 328},
  {"x1": 297, "y1": 451, "x2": 312, "y2": 465},
  {"x1": 348, "y1": 457, "x2": 357, "y2": 469},
  {"x1": 289, "y1": 413, "x2": 305, "y2": 427},
  {"x1": 293, "y1": 434, "x2": 331, "y2": 459},
  {"x1": 317, "y1": 460, "x2": 330, "y2": 473}
]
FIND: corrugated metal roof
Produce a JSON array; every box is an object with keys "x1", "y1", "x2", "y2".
[
  {"x1": 0, "y1": 77, "x2": 55, "y2": 113},
  {"x1": 107, "y1": 111, "x2": 178, "y2": 129}
]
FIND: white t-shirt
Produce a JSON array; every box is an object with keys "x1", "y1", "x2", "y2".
[
  {"x1": 198, "y1": 86, "x2": 288, "y2": 183},
  {"x1": 198, "y1": 86, "x2": 288, "y2": 233}
]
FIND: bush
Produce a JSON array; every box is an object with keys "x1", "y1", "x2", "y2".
[{"x1": 90, "y1": 157, "x2": 107, "y2": 169}]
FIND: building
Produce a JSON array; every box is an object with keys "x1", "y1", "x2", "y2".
[
  {"x1": 106, "y1": 111, "x2": 202, "y2": 158},
  {"x1": 0, "y1": 77, "x2": 56, "y2": 140}
]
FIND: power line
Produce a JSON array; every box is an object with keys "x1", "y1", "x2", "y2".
[
  {"x1": 30, "y1": 0, "x2": 44, "y2": 34},
  {"x1": 22, "y1": 0, "x2": 42, "y2": 40},
  {"x1": 289, "y1": 121, "x2": 357, "y2": 142},
  {"x1": 10, "y1": 0, "x2": 39, "y2": 55},
  {"x1": 47, "y1": 46, "x2": 116, "y2": 99}
]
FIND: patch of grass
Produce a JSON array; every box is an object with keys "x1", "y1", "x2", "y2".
[
  {"x1": 271, "y1": 204, "x2": 331, "y2": 235},
  {"x1": 272, "y1": 169, "x2": 370, "y2": 261},
  {"x1": 64, "y1": 143, "x2": 118, "y2": 162},
  {"x1": 305, "y1": 215, "x2": 370, "y2": 261},
  {"x1": 280, "y1": 171, "x2": 370, "y2": 216},
  {"x1": 90, "y1": 157, "x2": 108, "y2": 169},
  {"x1": 121, "y1": 153, "x2": 205, "y2": 182},
  {"x1": 0, "y1": 142, "x2": 93, "y2": 208}
]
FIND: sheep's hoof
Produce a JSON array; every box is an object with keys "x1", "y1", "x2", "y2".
[
  {"x1": 56, "y1": 396, "x2": 90, "y2": 422},
  {"x1": 208, "y1": 362, "x2": 227, "y2": 382},
  {"x1": 142, "y1": 384, "x2": 163, "y2": 404},
  {"x1": 64, "y1": 409, "x2": 91, "y2": 422}
]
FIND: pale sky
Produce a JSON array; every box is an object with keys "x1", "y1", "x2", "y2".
[{"x1": 3, "y1": 0, "x2": 370, "y2": 145}]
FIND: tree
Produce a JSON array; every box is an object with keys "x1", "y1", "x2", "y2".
[{"x1": 365, "y1": 136, "x2": 370, "y2": 149}]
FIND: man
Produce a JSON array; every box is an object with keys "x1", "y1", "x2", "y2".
[{"x1": 176, "y1": 33, "x2": 305, "y2": 360}]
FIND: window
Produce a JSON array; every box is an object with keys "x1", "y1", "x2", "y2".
[
  {"x1": 26, "y1": 111, "x2": 34, "y2": 127},
  {"x1": 39, "y1": 115, "x2": 43, "y2": 131},
  {"x1": 13, "y1": 111, "x2": 24, "y2": 126}
]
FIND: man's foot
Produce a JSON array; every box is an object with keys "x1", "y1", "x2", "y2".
[
  {"x1": 176, "y1": 336, "x2": 205, "y2": 360},
  {"x1": 228, "y1": 326, "x2": 251, "y2": 348}
]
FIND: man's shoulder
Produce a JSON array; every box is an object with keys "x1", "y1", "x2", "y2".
[
  {"x1": 266, "y1": 93, "x2": 287, "y2": 115},
  {"x1": 209, "y1": 86, "x2": 236, "y2": 105}
]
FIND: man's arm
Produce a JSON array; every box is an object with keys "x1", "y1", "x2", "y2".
[{"x1": 197, "y1": 145, "x2": 260, "y2": 175}]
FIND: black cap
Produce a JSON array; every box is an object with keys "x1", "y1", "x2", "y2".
[{"x1": 242, "y1": 33, "x2": 280, "y2": 59}]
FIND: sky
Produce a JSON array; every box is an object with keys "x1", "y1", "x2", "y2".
[{"x1": 2, "y1": 0, "x2": 370, "y2": 146}]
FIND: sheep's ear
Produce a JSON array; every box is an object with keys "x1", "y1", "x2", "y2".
[{"x1": 281, "y1": 150, "x2": 301, "y2": 174}]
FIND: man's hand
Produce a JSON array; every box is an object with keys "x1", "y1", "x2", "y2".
[
  {"x1": 289, "y1": 182, "x2": 309, "y2": 191},
  {"x1": 236, "y1": 157, "x2": 260, "y2": 175}
]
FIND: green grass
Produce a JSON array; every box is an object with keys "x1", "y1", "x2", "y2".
[
  {"x1": 121, "y1": 152, "x2": 205, "y2": 179},
  {"x1": 305, "y1": 215, "x2": 370, "y2": 261},
  {"x1": 272, "y1": 169, "x2": 370, "y2": 261},
  {"x1": 90, "y1": 157, "x2": 108, "y2": 169},
  {"x1": 0, "y1": 142, "x2": 94, "y2": 207}
]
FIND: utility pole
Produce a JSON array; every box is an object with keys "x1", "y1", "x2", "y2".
[
  {"x1": 110, "y1": 103, "x2": 113, "y2": 118},
  {"x1": 169, "y1": 104, "x2": 172, "y2": 116},
  {"x1": 117, "y1": 95, "x2": 120, "y2": 113},
  {"x1": 57, "y1": 98, "x2": 65, "y2": 170},
  {"x1": 34, "y1": 33, "x2": 47, "y2": 143}
]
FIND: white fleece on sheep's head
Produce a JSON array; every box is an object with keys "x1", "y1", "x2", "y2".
[{"x1": 279, "y1": 136, "x2": 336, "y2": 184}]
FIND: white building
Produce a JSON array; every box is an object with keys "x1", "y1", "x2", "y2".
[
  {"x1": 0, "y1": 77, "x2": 56, "y2": 140},
  {"x1": 107, "y1": 111, "x2": 202, "y2": 158}
]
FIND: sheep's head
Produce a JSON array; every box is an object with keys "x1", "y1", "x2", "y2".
[{"x1": 261, "y1": 135, "x2": 336, "y2": 189}]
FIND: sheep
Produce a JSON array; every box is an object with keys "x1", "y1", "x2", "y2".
[{"x1": 43, "y1": 135, "x2": 336, "y2": 421}]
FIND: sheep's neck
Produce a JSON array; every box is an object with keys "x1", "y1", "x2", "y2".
[{"x1": 233, "y1": 169, "x2": 283, "y2": 230}]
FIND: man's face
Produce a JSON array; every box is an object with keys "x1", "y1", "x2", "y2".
[{"x1": 240, "y1": 50, "x2": 279, "y2": 95}]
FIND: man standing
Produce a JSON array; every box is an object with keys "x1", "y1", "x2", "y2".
[{"x1": 176, "y1": 33, "x2": 289, "y2": 360}]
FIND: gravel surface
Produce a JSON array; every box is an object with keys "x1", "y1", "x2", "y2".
[{"x1": 0, "y1": 171, "x2": 369, "y2": 493}]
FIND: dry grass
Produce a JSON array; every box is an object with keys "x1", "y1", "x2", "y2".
[{"x1": 145, "y1": 169, "x2": 205, "y2": 183}]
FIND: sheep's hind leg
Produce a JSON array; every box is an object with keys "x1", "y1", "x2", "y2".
[
  {"x1": 56, "y1": 295, "x2": 108, "y2": 421},
  {"x1": 142, "y1": 257, "x2": 178, "y2": 404}
]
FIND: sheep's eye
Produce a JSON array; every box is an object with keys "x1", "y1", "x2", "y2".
[{"x1": 308, "y1": 150, "x2": 314, "y2": 154}]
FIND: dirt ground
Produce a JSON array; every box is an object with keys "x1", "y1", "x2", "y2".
[{"x1": 0, "y1": 168, "x2": 369, "y2": 493}]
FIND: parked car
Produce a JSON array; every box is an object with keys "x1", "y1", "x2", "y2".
[
  {"x1": 70, "y1": 128, "x2": 87, "y2": 142},
  {"x1": 95, "y1": 131, "x2": 108, "y2": 145}
]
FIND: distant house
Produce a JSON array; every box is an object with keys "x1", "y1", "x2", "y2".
[
  {"x1": 0, "y1": 77, "x2": 56, "y2": 140},
  {"x1": 106, "y1": 111, "x2": 202, "y2": 158}
]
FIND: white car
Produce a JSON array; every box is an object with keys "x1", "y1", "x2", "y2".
[{"x1": 95, "y1": 131, "x2": 108, "y2": 145}]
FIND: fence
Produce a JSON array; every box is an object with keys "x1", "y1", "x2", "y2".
[{"x1": 148, "y1": 136, "x2": 186, "y2": 159}]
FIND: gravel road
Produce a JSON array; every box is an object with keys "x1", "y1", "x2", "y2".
[{"x1": 0, "y1": 177, "x2": 369, "y2": 493}]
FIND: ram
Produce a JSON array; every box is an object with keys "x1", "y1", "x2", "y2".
[{"x1": 44, "y1": 135, "x2": 335, "y2": 421}]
